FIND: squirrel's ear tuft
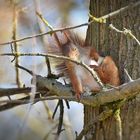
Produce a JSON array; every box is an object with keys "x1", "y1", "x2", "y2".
[{"x1": 62, "y1": 30, "x2": 85, "y2": 47}]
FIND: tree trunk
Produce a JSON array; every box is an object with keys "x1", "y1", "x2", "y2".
[{"x1": 84, "y1": 0, "x2": 140, "y2": 140}]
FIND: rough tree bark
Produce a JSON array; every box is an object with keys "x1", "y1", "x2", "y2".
[{"x1": 84, "y1": 0, "x2": 140, "y2": 140}]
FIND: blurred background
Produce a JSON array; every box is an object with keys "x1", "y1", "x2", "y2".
[{"x1": 0, "y1": 0, "x2": 89, "y2": 139}]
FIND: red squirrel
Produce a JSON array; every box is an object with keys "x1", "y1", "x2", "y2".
[
  {"x1": 62, "y1": 32, "x2": 120, "y2": 87},
  {"x1": 50, "y1": 31, "x2": 120, "y2": 99}
]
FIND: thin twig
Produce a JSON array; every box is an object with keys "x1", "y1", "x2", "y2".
[
  {"x1": 109, "y1": 24, "x2": 140, "y2": 46},
  {"x1": 124, "y1": 68, "x2": 133, "y2": 82},
  {"x1": 36, "y1": 11, "x2": 53, "y2": 31},
  {"x1": 0, "y1": 96, "x2": 74, "y2": 106},
  {"x1": 64, "y1": 100, "x2": 70, "y2": 109},
  {"x1": 52, "y1": 100, "x2": 60, "y2": 119},
  {"x1": 43, "y1": 101, "x2": 53, "y2": 120},
  {"x1": 12, "y1": 2, "x2": 21, "y2": 87},
  {"x1": 16, "y1": 64, "x2": 33, "y2": 75},
  {"x1": 0, "y1": 94, "x2": 39, "y2": 111},
  {"x1": 43, "y1": 123, "x2": 59, "y2": 140},
  {"x1": 10, "y1": 43, "x2": 16, "y2": 62},
  {"x1": 16, "y1": 64, "x2": 63, "y2": 80},
  {"x1": 55, "y1": 100, "x2": 64, "y2": 140}
]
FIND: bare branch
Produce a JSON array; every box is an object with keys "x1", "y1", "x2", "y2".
[
  {"x1": 0, "y1": 96, "x2": 70, "y2": 105},
  {"x1": 35, "y1": 75, "x2": 140, "y2": 107},
  {"x1": 0, "y1": 1, "x2": 139, "y2": 46},
  {"x1": 124, "y1": 68, "x2": 133, "y2": 82},
  {"x1": 16, "y1": 64, "x2": 33, "y2": 75},
  {"x1": 0, "y1": 87, "x2": 31, "y2": 97},
  {"x1": 52, "y1": 101, "x2": 60, "y2": 119},
  {"x1": 55, "y1": 100, "x2": 64, "y2": 140},
  {"x1": 0, "y1": 95, "x2": 73, "y2": 112},
  {"x1": 12, "y1": 2, "x2": 21, "y2": 87},
  {"x1": 0, "y1": 52, "x2": 104, "y2": 87},
  {"x1": 109, "y1": 24, "x2": 140, "y2": 46},
  {"x1": 0, "y1": 22, "x2": 91, "y2": 46},
  {"x1": 0, "y1": 76, "x2": 140, "y2": 111}
]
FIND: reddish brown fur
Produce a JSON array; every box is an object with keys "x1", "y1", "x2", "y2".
[
  {"x1": 51, "y1": 31, "x2": 120, "y2": 99},
  {"x1": 90, "y1": 51, "x2": 120, "y2": 86}
]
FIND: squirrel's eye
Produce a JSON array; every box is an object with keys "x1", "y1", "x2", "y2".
[{"x1": 72, "y1": 47, "x2": 77, "y2": 51}]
